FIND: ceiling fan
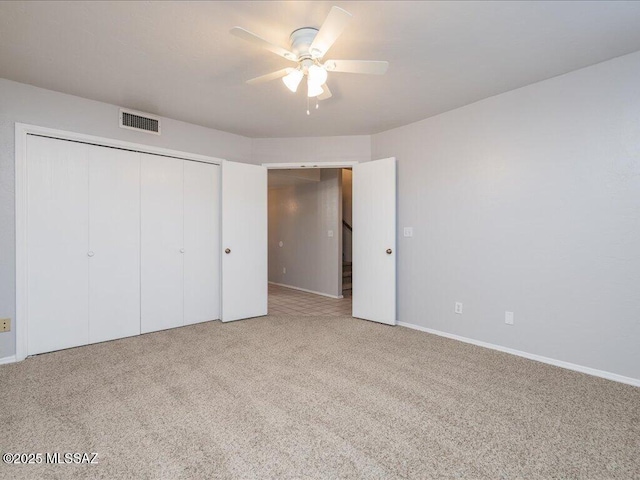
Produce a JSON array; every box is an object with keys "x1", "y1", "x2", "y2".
[{"x1": 230, "y1": 6, "x2": 388, "y2": 111}]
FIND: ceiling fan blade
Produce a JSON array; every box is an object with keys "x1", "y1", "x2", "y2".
[
  {"x1": 246, "y1": 68, "x2": 293, "y2": 85},
  {"x1": 230, "y1": 27, "x2": 297, "y2": 61},
  {"x1": 324, "y1": 60, "x2": 389, "y2": 75},
  {"x1": 309, "y1": 6, "x2": 352, "y2": 58},
  {"x1": 318, "y1": 84, "x2": 332, "y2": 101}
]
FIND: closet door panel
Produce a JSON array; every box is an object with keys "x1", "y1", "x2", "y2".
[
  {"x1": 88, "y1": 147, "x2": 141, "y2": 343},
  {"x1": 141, "y1": 154, "x2": 184, "y2": 333},
  {"x1": 27, "y1": 135, "x2": 89, "y2": 355},
  {"x1": 184, "y1": 161, "x2": 220, "y2": 325}
]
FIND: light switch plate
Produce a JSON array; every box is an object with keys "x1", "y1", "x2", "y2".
[
  {"x1": 505, "y1": 311, "x2": 514, "y2": 325},
  {"x1": 404, "y1": 227, "x2": 413, "y2": 237}
]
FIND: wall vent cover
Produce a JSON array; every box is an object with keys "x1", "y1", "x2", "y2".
[{"x1": 119, "y1": 109, "x2": 161, "y2": 135}]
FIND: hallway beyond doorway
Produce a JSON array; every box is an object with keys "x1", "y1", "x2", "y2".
[{"x1": 268, "y1": 284, "x2": 352, "y2": 316}]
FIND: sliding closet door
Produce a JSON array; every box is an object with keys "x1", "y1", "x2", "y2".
[
  {"x1": 27, "y1": 135, "x2": 89, "y2": 355},
  {"x1": 141, "y1": 154, "x2": 184, "y2": 333},
  {"x1": 184, "y1": 161, "x2": 221, "y2": 325},
  {"x1": 88, "y1": 147, "x2": 141, "y2": 343}
]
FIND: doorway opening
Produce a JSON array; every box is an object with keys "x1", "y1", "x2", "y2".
[{"x1": 267, "y1": 168, "x2": 353, "y2": 316}]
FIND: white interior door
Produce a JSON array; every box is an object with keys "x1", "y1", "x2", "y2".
[
  {"x1": 352, "y1": 157, "x2": 397, "y2": 325},
  {"x1": 221, "y1": 161, "x2": 268, "y2": 322},
  {"x1": 27, "y1": 135, "x2": 90, "y2": 355},
  {"x1": 141, "y1": 154, "x2": 184, "y2": 333},
  {"x1": 88, "y1": 146, "x2": 141, "y2": 343},
  {"x1": 184, "y1": 161, "x2": 221, "y2": 325}
]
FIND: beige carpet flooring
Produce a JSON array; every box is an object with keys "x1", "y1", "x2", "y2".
[{"x1": 1, "y1": 316, "x2": 638, "y2": 479}]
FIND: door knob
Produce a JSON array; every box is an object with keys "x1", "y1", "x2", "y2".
[
  {"x1": 87, "y1": 251, "x2": 94, "y2": 257},
  {"x1": 386, "y1": 248, "x2": 392, "y2": 254},
  {"x1": 180, "y1": 248, "x2": 185, "y2": 253},
  {"x1": 225, "y1": 248, "x2": 231, "y2": 254}
]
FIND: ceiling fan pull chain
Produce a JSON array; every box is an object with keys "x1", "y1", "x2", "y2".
[
  {"x1": 307, "y1": 96, "x2": 310, "y2": 116},
  {"x1": 315, "y1": 97, "x2": 319, "y2": 110}
]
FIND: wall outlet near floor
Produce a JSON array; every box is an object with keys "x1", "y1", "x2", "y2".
[
  {"x1": 404, "y1": 227, "x2": 413, "y2": 237},
  {"x1": 283, "y1": 267, "x2": 286, "y2": 274},
  {"x1": 0, "y1": 318, "x2": 10, "y2": 332},
  {"x1": 505, "y1": 311, "x2": 514, "y2": 325},
  {"x1": 454, "y1": 302, "x2": 463, "y2": 314}
]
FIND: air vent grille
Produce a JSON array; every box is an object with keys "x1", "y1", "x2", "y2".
[{"x1": 119, "y1": 109, "x2": 161, "y2": 135}]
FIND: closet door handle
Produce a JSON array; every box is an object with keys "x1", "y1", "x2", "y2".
[
  {"x1": 180, "y1": 248, "x2": 185, "y2": 253},
  {"x1": 87, "y1": 251, "x2": 95, "y2": 257},
  {"x1": 225, "y1": 248, "x2": 231, "y2": 254},
  {"x1": 386, "y1": 248, "x2": 392, "y2": 255}
]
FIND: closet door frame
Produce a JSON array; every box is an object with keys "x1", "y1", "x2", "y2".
[{"x1": 15, "y1": 123, "x2": 223, "y2": 362}]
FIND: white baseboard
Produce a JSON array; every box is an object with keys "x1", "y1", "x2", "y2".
[
  {"x1": 269, "y1": 282, "x2": 343, "y2": 299},
  {"x1": 398, "y1": 322, "x2": 640, "y2": 388},
  {"x1": 0, "y1": 355, "x2": 17, "y2": 365}
]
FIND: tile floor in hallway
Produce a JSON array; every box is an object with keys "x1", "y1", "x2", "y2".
[{"x1": 268, "y1": 283, "x2": 352, "y2": 316}]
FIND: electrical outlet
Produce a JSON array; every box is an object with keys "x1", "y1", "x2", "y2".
[
  {"x1": 454, "y1": 302, "x2": 463, "y2": 314},
  {"x1": 328, "y1": 230, "x2": 334, "y2": 237},
  {"x1": 283, "y1": 267, "x2": 286, "y2": 274},
  {"x1": 404, "y1": 227, "x2": 413, "y2": 237},
  {"x1": 0, "y1": 318, "x2": 10, "y2": 332},
  {"x1": 505, "y1": 311, "x2": 514, "y2": 325}
]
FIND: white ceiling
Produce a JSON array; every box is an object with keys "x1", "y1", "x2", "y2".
[{"x1": 2, "y1": 1, "x2": 640, "y2": 138}]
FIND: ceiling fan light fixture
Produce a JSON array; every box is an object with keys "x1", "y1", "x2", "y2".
[
  {"x1": 282, "y1": 68, "x2": 304, "y2": 92},
  {"x1": 307, "y1": 79, "x2": 324, "y2": 98},
  {"x1": 232, "y1": 5, "x2": 387, "y2": 111},
  {"x1": 308, "y1": 65, "x2": 328, "y2": 86}
]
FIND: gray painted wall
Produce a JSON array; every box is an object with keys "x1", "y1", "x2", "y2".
[
  {"x1": 252, "y1": 136, "x2": 371, "y2": 165},
  {"x1": 372, "y1": 51, "x2": 640, "y2": 380},
  {"x1": 268, "y1": 170, "x2": 342, "y2": 298},
  {"x1": 0, "y1": 78, "x2": 252, "y2": 359}
]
